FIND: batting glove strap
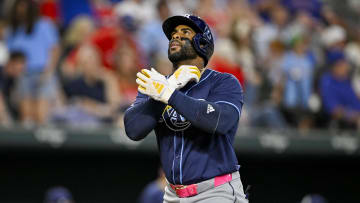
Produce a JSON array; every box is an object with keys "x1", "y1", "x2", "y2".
[
  {"x1": 161, "y1": 86, "x2": 175, "y2": 104},
  {"x1": 168, "y1": 65, "x2": 201, "y2": 89}
]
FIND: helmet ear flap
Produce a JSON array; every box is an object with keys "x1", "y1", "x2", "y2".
[
  {"x1": 198, "y1": 36, "x2": 208, "y2": 47},
  {"x1": 192, "y1": 33, "x2": 213, "y2": 66},
  {"x1": 192, "y1": 33, "x2": 204, "y2": 48}
]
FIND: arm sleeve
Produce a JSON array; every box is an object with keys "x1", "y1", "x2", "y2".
[
  {"x1": 124, "y1": 92, "x2": 166, "y2": 141},
  {"x1": 168, "y1": 74, "x2": 244, "y2": 135}
]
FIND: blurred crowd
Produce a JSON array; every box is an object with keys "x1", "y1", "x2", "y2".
[{"x1": 0, "y1": 0, "x2": 359, "y2": 132}]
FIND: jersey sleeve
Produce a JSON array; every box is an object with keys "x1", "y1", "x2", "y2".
[
  {"x1": 167, "y1": 73, "x2": 244, "y2": 135},
  {"x1": 124, "y1": 92, "x2": 166, "y2": 141},
  {"x1": 206, "y1": 73, "x2": 244, "y2": 118}
]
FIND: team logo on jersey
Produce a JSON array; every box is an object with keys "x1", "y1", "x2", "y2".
[{"x1": 162, "y1": 105, "x2": 191, "y2": 131}]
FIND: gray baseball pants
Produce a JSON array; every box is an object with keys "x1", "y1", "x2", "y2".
[{"x1": 163, "y1": 171, "x2": 249, "y2": 203}]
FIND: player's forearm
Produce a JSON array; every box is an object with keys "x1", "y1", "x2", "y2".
[
  {"x1": 124, "y1": 99, "x2": 166, "y2": 141},
  {"x1": 168, "y1": 90, "x2": 239, "y2": 135}
]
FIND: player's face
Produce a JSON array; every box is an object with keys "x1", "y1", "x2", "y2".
[
  {"x1": 168, "y1": 25, "x2": 198, "y2": 63},
  {"x1": 169, "y1": 25, "x2": 196, "y2": 51}
]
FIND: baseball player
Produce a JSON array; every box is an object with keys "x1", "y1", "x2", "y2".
[{"x1": 124, "y1": 14, "x2": 248, "y2": 203}]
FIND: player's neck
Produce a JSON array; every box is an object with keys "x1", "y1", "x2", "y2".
[{"x1": 172, "y1": 58, "x2": 205, "y2": 73}]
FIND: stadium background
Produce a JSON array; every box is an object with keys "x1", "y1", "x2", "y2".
[{"x1": 0, "y1": 0, "x2": 360, "y2": 202}]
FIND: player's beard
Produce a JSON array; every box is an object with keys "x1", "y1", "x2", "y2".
[{"x1": 168, "y1": 38, "x2": 197, "y2": 64}]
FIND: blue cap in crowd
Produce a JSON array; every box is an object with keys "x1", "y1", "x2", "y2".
[{"x1": 326, "y1": 50, "x2": 346, "y2": 66}]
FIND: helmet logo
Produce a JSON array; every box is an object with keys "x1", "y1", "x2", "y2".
[{"x1": 204, "y1": 28, "x2": 212, "y2": 40}]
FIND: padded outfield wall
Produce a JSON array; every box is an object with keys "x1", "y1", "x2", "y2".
[{"x1": 0, "y1": 127, "x2": 359, "y2": 203}]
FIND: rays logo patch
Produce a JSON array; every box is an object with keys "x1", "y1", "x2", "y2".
[{"x1": 162, "y1": 105, "x2": 191, "y2": 131}]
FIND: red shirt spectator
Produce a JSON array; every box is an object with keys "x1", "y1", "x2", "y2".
[
  {"x1": 90, "y1": 26, "x2": 143, "y2": 70},
  {"x1": 39, "y1": 0, "x2": 60, "y2": 23},
  {"x1": 210, "y1": 56, "x2": 245, "y2": 87}
]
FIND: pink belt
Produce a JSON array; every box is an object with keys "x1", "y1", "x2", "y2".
[{"x1": 169, "y1": 173, "x2": 234, "y2": 198}]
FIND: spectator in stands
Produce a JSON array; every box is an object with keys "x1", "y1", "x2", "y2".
[
  {"x1": 60, "y1": 16, "x2": 95, "y2": 80},
  {"x1": 231, "y1": 18, "x2": 255, "y2": 82},
  {"x1": 280, "y1": 35, "x2": 316, "y2": 129},
  {"x1": 108, "y1": 42, "x2": 141, "y2": 127},
  {"x1": 283, "y1": 11, "x2": 322, "y2": 69},
  {"x1": 0, "y1": 0, "x2": 357, "y2": 131},
  {"x1": 153, "y1": 54, "x2": 172, "y2": 76},
  {"x1": 253, "y1": 4, "x2": 290, "y2": 60},
  {"x1": 345, "y1": 35, "x2": 360, "y2": 97},
  {"x1": 138, "y1": 168, "x2": 166, "y2": 203},
  {"x1": 39, "y1": 0, "x2": 60, "y2": 24},
  {"x1": 0, "y1": 51, "x2": 26, "y2": 124},
  {"x1": 209, "y1": 12, "x2": 245, "y2": 87},
  {"x1": 62, "y1": 15, "x2": 95, "y2": 59},
  {"x1": 248, "y1": 40, "x2": 288, "y2": 128},
  {"x1": 54, "y1": 44, "x2": 120, "y2": 127},
  {"x1": 7, "y1": 0, "x2": 60, "y2": 127},
  {"x1": 0, "y1": 87, "x2": 11, "y2": 126},
  {"x1": 58, "y1": 0, "x2": 93, "y2": 28},
  {"x1": 228, "y1": 0, "x2": 262, "y2": 31},
  {"x1": 137, "y1": 0, "x2": 170, "y2": 65},
  {"x1": 301, "y1": 194, "x2": 328, "y2": 203},
  {"x1": 210, "y1": 54, "x2": 245, "y2": 88},
  {"x1": 89, "y1": 18, "x2": 142, "y2": 70},
  {"x1": 281, "y1": 0, "x2": 323, "y2": 19},
  {"x1": 0, "y1": 17, "x2": 10, "y2": 126},
  {"x1": 264, "y1": 40, "x2": 286, "y2": 90},
  {"x1": 167, "y1": 0, "x2": 194, "y2": 16},
  {"x1": 114, "y1": 0, "x2": 156, "y2": 32},
  {"x1": 113, "y1": 43, "x2": 140, "y2": 109},
  {"x1": 0, "y1": 18, "x2": 9, "y2": 68},
  {"x1": 44, "y1": 186, "x2": 75, "y2": 203},
  {"x1": 281, "y1": 35, "x2": 315, "y2": 109},
  {"x1": 229, "y1": 17, "x2": 257, "y2": 102},
  {"x1": 194, "y1": 0, "x2": 227, "y2": 30},
  {"x1": 320, "y1": 51, "x2": 360, "y2": 129},
  {"x1": 321, "y1": 25, "x2": 347, "y2": 55}
]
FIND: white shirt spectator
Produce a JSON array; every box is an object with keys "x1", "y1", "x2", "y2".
[{"x1": 114, "y1": 0, "x2": 156, "y2": 27}]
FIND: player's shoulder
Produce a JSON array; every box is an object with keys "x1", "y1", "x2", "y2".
[
  {"x1": 207, "y1": 68, "x2": 242, "y2": 88},
  {"x1": 207, "y1": 68, "x2": 238, "y2": 80}
]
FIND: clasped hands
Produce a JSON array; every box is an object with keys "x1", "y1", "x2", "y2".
[{"x1": 136, "y1": 65, "x2": 201, "y2": 104}]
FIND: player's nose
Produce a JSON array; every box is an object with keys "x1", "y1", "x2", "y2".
[{"x1": 172, "y1": 32, "x2": 181, "y2": 40}]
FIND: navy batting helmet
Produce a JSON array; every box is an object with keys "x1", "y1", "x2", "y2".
[{"x1": 162, "y1": 14, "x2": 214, "y2": 66}]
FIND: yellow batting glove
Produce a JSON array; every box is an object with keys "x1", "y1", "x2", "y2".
[
  {"x1": 136, "y1": 68, "x2": 175, "y2": 104},
  {"x1": 168, "y1": 65, "x2": 201, "y2": 89}
]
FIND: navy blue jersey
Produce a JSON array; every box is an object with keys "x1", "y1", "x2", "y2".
[{"x1": 124, "y1": 69, "x2": 244, "y2": 185}]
